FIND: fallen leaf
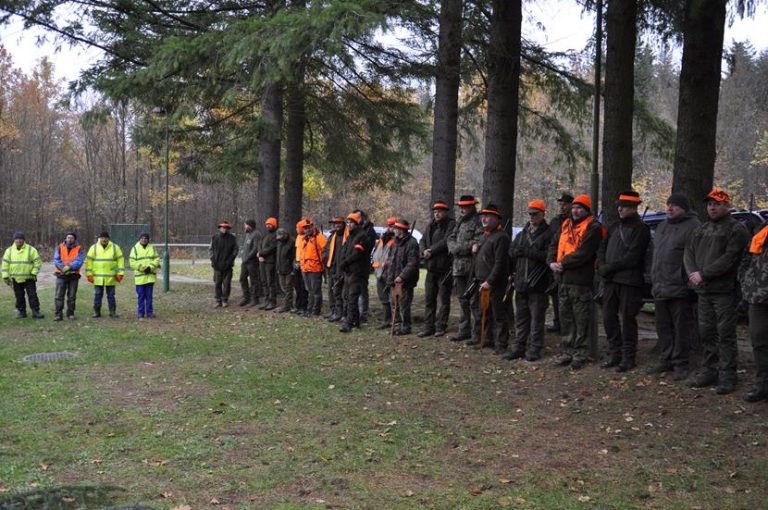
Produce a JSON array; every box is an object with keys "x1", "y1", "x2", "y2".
[
  {"x1": 159, "y1": 492, "x2": 173, "y2": 499},
  {"x1": 210, "y1": 497, "x2": 221, "y2": 504},
  {"x1": 577, "y1": 495, "x2": 591, "y2": 502},
  {"x1": 39, "y1": 462, "x2": 52, "y2": 471},
  {"x1": 170, "y1": 506, "x2": 191, "y2": 510},
  {"x1": 498, "y1": 478, "x2": 512, "y2": 485}
]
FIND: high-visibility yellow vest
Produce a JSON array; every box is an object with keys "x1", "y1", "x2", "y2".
[
  {"x1": 129, "y1": 242, "x2": 160, "y2": 285},
  {"x1": 1, "y1": 243, "x2": 41, "y2": 282},
  {"x1": 85, "y1": 241, "x2": 124, "y2": 286}
]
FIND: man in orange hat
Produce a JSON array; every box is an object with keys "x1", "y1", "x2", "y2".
[
  {"x1": 292, "y1": 219, "x2": 310, "y2": 314},
  {"x1": 324, "y1": 216, "x2": 347, "y2": 322},
  {"x1": 684, "y1": 188, "x2": 749, "y2": 394},
  {"x1": 258, "y1": 217, "x2": 279, "y2": 310},
  {"x1": 238, "y1": 219, "x2": 262, "y2": 307},
  {"x1": 467, "y1": 203, "x2": 511, "y2": 353},
  {"x1": 209, "y1": 221, "x2": 239, "y2": 307},
  {"x1": 505, "y1": 199, "x2": 552, "y2": 361},
  {"x1": 386, "y1": 218, "x2": 420, "y2": 335},
  {"x1": 339, "y1": 212, "x2": 375, "y2": 332},
  {"x1": 447, "y1": 194, "x2": 484, "y2": 341},
  {"x1": 299, "y1": 219, "x2": 327, "y2": 316},
  {"x1": 372, "y1": 217, "x2": 397, "y2": 328},
  {"x1": 597, "y1": 191, "x2": 651, "y2": 373},
  {"x1": 547, "y1": 194, "x2": 602, "y2": 369},
  {"x1": 418, "y1": 200, "x2": 456, "y2": 338}
]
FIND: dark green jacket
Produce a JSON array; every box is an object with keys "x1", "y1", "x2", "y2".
[
  {"x1": 509, "y1": 222, "x2": 551, "y2": 293},
  {"x1": 684, "y1": 214, "x2": 749, "y2": 294},
  {"x1": 547, "y1": 217, "x2": 603, "y2": 287},
  {"x1": 474, "y1": 227, "x2": 510, "y2": 287},
  {"x1": 276, "y1": 237, "x2": 295, "y2": 275},
  {"x1": 419, "y1": 217, "x2": 456, "y2": 274},
  {"x1": 386, "y1": 234, "x2": 420, "y2": 288}
]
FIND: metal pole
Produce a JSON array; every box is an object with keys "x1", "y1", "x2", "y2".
[
  {"x1": 589, "y1": 0, "x2": 603, "y2": 358},
  {"x1": 163, "y1": 115, "x2": 171, "y2": 292}
]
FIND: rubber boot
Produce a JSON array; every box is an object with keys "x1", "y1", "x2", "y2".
[
  {"x1": 92, "y1": 306, "x2": 101, "y2": 318},
  {"x1": 109, "y1": 307, "x2": 118, "y2": 318}
]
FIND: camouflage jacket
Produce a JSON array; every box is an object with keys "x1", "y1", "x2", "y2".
[
  {"x1": 740, "y1": 228, "x2": 768, "y2": 304},
  {"x1": 446, "y1": 210, "x2": 484, "y2": 277}
]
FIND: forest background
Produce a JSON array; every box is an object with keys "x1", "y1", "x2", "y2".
[{"x1": 1, "y1": 0, "x2": 768, "y2": 246}]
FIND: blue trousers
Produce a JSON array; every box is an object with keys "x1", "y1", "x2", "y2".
[
  {"x1": 136, "y1": 283, "x2": 154, "y2": 317},
  {"x1": 94, "y1": 285, "x2": 116, "y2": 309}
]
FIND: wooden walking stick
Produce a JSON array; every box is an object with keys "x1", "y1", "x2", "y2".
[
  {"x1": 479, "y1": 287, "x2": 491, "y2": 349},
  {"x1": 391, "y1": 282, "x2": 403, "y2": 336}
]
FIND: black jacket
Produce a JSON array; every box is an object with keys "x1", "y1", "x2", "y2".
[
  {"x1": 598, "y1": 213, "x2": 651, "y2": 287},
  {"x1": 209, "y1": 232, "x2": 238, "y2": 271},
  {"x1": 323, "y1": 228, "x2": 346, "y2": 276},
  {"x1": 259, "y1": 230, "x2": 277, "y2": 265},
  {"x1": 419, "y1": 217, "x2": 456, "y2": 274},
  {"x1": 474, "y1": 227, "x2": 510, "y2": 287},
  {"x1": 386, "y1": 234, "x2": 420, "y2": 288},
  {"x1": 276, "y1": 237, "x2": 295, "y2": 275},
  {"x1": 509, "y1": 221, "x2": 551, "y2": 293},
  {"x1": 547, "y1": 217, "x2": 603, "y2": 287},
  {"x1": 340, "y1": 227, "x2": 374, "y2": 277}
]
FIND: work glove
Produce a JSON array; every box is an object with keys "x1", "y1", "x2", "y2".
[
  {"x1": 62, "y1": 265, "x2": 70, "y2": 274},
  {"x1": 31, "y1": 275, "x2": 37, "y2": 282},
  {"x1": 116, "y1": 274, "x2": 124, "y2": 283},
  {"x1": 144, "y1": 267, "x2": 152, "y2": 274},
  {"x1": 87, "y1": 275, "x2": 94, "y2": 284},
  {"x1": 3, "y1": 277, "x2": 10, "y2": 286}
]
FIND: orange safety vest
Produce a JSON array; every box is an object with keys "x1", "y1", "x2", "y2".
[
  {"x1": 326, "y1": 228, "x2": 349, "y2": 268},
  {"x1": 371, "y1": 238, "x2": 394, "y2": 269},
  {"x1": 750, "y1": 224, "x2": 768, "y2": 254},
  {"x1": 55, "y1": 243, "x2": 82, "y2": 274},
  {"x1": 557, "y1": 215, "x2": 596, "y2": 262}
]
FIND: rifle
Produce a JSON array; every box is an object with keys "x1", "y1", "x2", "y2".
[
  {"x1": 440, "y1": 270, "x2": 453, "y2": 287},
  {"x1": 391, "y1": 282, "x2": 403, "y2": 336},
  {"x1": 502, "y1": 276, "x2": 515, "y2": 303},
  {"x1": 479, "y1": 287, "x2": 491, "y2": 349},
  {"x1": 462, "y1": 279, "x2": 479, "y2": 300}
]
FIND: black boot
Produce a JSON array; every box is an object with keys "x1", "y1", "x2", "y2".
[
  {"x1": 92, "y1": 306, "x2": 101, "y2": 318},
  {"x1": 32, "y1": 310, "x2": 45, "y2": 319},
  {"x1": 109, "y1": 307, "x2": 118, "y2": 318}
]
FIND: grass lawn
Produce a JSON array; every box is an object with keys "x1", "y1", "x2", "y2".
[{"x1": 1, "y1": 281, "x2": 767, "y2": 509}]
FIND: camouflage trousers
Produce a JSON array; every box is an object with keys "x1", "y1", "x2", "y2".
[
  {"x1": 558, "y1": 283, "x2": 593, "y2": 362},
  {"x1": 698, "y1": 292, "x2": 738, "y2": 383}
]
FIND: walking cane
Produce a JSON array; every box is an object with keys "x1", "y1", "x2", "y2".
[
  {"x1": 479, "y1": 287, "x2": 491, "y2": 349},
  {"x1": 391, "y1": 282, "x2": 403, "y2": 336}
]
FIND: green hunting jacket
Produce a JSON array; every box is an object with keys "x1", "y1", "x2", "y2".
[{"x1": 684, "y1": 214, "x2": 749, "y2": 294}]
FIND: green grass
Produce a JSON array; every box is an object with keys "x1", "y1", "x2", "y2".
[{"x1": 1, "y1": 281, "x2": 767, "y2": 509}]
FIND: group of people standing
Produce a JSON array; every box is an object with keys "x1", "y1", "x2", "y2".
[
  {"x1": 208, "y1": 187, "x2": 768, "y2": 404},
  {"x1": 5, "y1": 185, "x2": 768, "y2": 404},
  {"x1": 2, "y1": 231, "x2": 159, "y2": 320}
]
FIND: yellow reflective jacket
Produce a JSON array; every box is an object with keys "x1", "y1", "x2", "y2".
[
  {"x1": 85, "y1": 241, "x2": 125, "y2": 286},
  {"x1": 1, "y1": 243, "x2": 42, "y2": 282},
  {"x1": 129, "y1": 242, "x2": 160, "y2": 286}
]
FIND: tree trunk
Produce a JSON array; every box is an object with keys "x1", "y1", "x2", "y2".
[
  {"x1": 258, "y1": 82, "x2": 284, "y2": 223},
  {"x1": 481, "y1": 0, "x2": 522, "y2": 223},
  {"x1": 283, "y1": 78, "x2": 305, "y2": 230},
  {"x1": 672, "y1": 0, "x2": 727, "y2": 216},
  {"x1": 601, "y1": 0, "x2": 637, "y2": 225},
  {"x1": 431, "y1": 0, "x2": 462, "y2": 207}
]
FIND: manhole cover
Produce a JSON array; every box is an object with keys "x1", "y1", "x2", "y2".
[{"x1": 23, "y1": 352, "x2": 79, "y2": 363}]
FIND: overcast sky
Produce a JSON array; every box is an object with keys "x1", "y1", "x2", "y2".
[{"x1": 2, "y1": 0, "x2": 768, "y2": 84}]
